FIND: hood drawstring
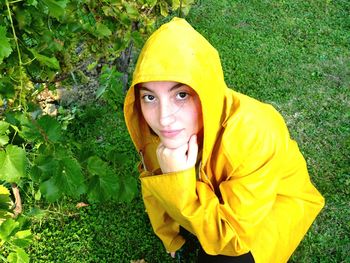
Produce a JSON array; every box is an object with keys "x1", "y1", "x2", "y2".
[{"x1": 139, "y1": 150, "x2": 147, "y2": 172}]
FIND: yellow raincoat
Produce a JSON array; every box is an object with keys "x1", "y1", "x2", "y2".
[{"x1": 124, "y1": 18, "x2": 324, "y2": 263}]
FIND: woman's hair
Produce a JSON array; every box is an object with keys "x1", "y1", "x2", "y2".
[{"x1": 133, "y1": 84, "x2": 157, "y2": 136}]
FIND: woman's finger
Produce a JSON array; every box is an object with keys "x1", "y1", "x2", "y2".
[{"x1": 187, "y1": 134, "x2": 198, "y2": 166}]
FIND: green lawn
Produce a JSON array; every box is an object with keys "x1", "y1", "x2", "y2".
[{"x1": 27, "y1": 0, "x2": 349, "y2": 262}]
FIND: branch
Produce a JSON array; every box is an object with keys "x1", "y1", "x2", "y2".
[{"x1": 11, "y1": 183, "x2": 22, "y2": 216}]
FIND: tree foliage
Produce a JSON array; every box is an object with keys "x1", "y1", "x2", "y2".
[
  {"x1": 0, "y1": 0, "x2": 194, "y2": 200},
  {"x1": 0, "y1": 0, "x2": 194, "y2": 260}
]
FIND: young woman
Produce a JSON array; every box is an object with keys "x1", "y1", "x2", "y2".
[{"x1": 124, "y1": 18, "x2": 324, "y2": 263}]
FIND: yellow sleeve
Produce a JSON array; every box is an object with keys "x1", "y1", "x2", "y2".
[{"x1": 140, "y1": 171, "x2": 186, "y2": 253}]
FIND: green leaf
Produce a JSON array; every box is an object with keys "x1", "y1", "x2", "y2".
[
  {"x1": 15, "y1": 9, "x2": 32, "y2": 29},
  {"x1": 159, "y1": 2, "x2": 169, "y2": 17},
  {"x1": 87, "y1": 156, "x2": 107, "y2": 176},
  {"x1": 87, "y1": 172, "x2": 120, "y2": 203},
  {"x1": 0, "y1": 77, "x2": 15, "y2": 98},
  {"x1": 106, "y1": 149, "x2": 128, "y2": 166},
  {"x1": 95, "y1": 22, "x2": 112, "y2": 38},
  {"x1": 34, "y1": 189, "x2": 41, "y2": 201},
  {"x1": 43, "y1": 156, "x2": 87, "y2": 201},
  {"x1": 0, "y1": 185, "x2": 11, "y2": 205},
  {"x1": 37, "y1": 115, "x2": 61, "y2": 143},
  {"x1": 7, "y1": 248, "x2": 29, "y2": 263},
  {"x1": 0, "y1": 145, "x2": 27, "y2": 183},
  {"x1": 0, "y1": 185, "x2": 11, "y2": 217},
  {"x1": 146, "y1": 0, "x2": 157, "y2": 8},
  {"x1": 19, "y1": 116, "x2": 42, "y2": 142},
  {"x1": 38, "y1": 152, "x2": 86, "y2": 202},
  {"x1": 14, "y1": 229, "x2": 32, "y2": 240},
  {"x1": 101, "y1": 6, "x2": 115, "y2": 17},
  {"x1": 0, "y1": 26, "x2": 13, "y2": 63},
  {"x1": 0, "y1": 121, "x2": 10, "y2": 134},
  {"x1": 41, "y1": 0, "x2": 68, "y2": 19},
  {"x1": 0, "y1": 135, "x2": 9, "y2": 146},
  {"x1": 0, "y1": 218, "x2": 19, "y2": 242},
  {"x1": 27, "y1": 207, "x2": 46, "y2": 220},
  {"x1": 117, "y1": 176, "x2": 137, "y2": 202},
  {"x1": 172, "y1": 0, "x2": 181, "y2": 9},
  {"x1": 30, "y1": 49, "x2": 60, "y2": 70},
  {"x1": 131, "y1": 31, "x2": 144, "y2": 48},
  {"x1": 12, "y1": 230, "x2": 32, "y2": 248},
  {"x1": 20, "y1": 115, "x2": 61, "y2": 143},
  {"x1": 96, "y1": 86, "x2": 107, "y2": 99},
  {"x1": 0, "y1": 120, "x2": 10, "y2": 146},
  {"x1": 27, "y1": 0, "x2": 38, "y2": 7},
  {"x1": 40, "y1": 177, "x2": 61, "y2": 202},
  {"x1": 124, "y1": 3, "x2": 139, "y2": 19},
  {"x1": 12, "y1": 237, "x2": 32, "y2": 248},
  {"x1": 61, "y1": 157, "x2": 86, "y2": 196},
  {"x1": 97, "y1": 65, "x2": 122, "y2": 99},
  {"x1": 87, "y1": 156, "x2": 120, "y2": 202}
]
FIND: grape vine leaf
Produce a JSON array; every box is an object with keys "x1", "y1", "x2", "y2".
[
  {"x1": 30, "y1": 49, "x2": 60, "y2": 70},
  {"x1": 146, "y1": 0, "x2": 157, "y2": 8},
  {"x1": 159, "y1": 2, "x2": 169, "y2": 17},
  {"x1": 118, "y1": 176, "x2": 137, "y2": 202},
  {"x1": 27, "y1": 0, "x2": 38, "y2": 7},
  {"x1": 12, "y1": 230, "x2": 32, "y2": 248},
  {"x1": 19, "y1": 115, "x2": 42, "y2": 142},
  {"x1": 41, "y1": 156, "x2": 86, "y2": 202},
  {"x1": 58, "y1": 157, "x2": 87, "y2": 198},
  {"x1": 41, "y1": 0, "x2": 68, "y2": 19},
  {"x1": 0, "y1": 185, "x2": 12, "y2": 219},
  {"x1": 37, "y1": 115, "x2": 61, "y2": 143},
  {"x1": 95, "y1": 22, "x2": 112, "y2": 38},
  {"x1": 0, "y1": 218, "x2": 19, "y2": 242},
  {"x1": 0, "y1": 121, "x2": 10, "y2": 134},
  {"x1": 39, "y1": 177, "x2": 61, "y2": 202},
  {"x1": 0, "y1": 145, "x2": 27, "y2": 184},
  {"x1": 0, "y1": 26, "x2": 12, "y2": 63},
  {"x1": 20, "y1": 115, "x2": 61, "y2": 143},
  {"x1": 7, "y1": 247, "x2": 30, "y2": 263},
  {"x1": 0, "y1": 121, "x2": 10, "y2": 146},
  {"x1": 124, "y1": 3, "x2": 139, "y2": 19},
  {"x1": 87, "y1": 156, "x2": 120, "y2": 202},
  {"x1": 0, "y1": 135, "x2": 9, "y2": 146}
]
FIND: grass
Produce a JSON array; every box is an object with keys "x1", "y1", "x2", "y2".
[{"x1": 26, "y1": 0, "x2": 349, "y2": 262}]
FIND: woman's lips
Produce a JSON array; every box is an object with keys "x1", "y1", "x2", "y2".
[{"x1": 160, "y1": 129, "x2": 183, "y2": 138}]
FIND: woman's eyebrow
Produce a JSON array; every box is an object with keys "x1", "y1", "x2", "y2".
[
  {"x1": 139, "y1": 83, "x2": 185, "y2": 92},
  {"x1": 139, "y1": 86, "x2": 152, "y2": 92},
  {"x1": 170, "y1": 83, "x2": 185, "y2": 91}
]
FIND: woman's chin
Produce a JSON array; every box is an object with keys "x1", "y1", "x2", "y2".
[{"x1": 160, "y1": 138, "x2": 187, "y2": 149}]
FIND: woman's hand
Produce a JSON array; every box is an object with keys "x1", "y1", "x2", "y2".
[
  {"x1": 157, "y1": 134, "x2": 198, "y2": 173},
  {"x1": 166, "y1": 251, "x2": 176, "y2": 258}
]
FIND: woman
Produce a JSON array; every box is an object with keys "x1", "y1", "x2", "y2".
[{"x1": 124, "y1": 17, "x2": 324, "y2": 263}]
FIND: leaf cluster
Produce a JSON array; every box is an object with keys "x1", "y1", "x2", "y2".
[
  {"x1": 0, "y1": 0, "x2": 196, "y2": 261},
  {"x1": 0, "y1": 185, "x2": 32, "y2": 263},
  {"x1": 1, "y1": 111, "x2": 139, "y2": 204},
  {"x1": 0, "y1": 0, "x2": 196, "y2": 204},
  {"x1": 0, "y1": 0, "x2": 193, "y2": 109}
]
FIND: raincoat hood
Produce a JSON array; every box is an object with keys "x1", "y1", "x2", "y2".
[{"x1": 124, "y1": 17, "x2": 227, "y2": 166}]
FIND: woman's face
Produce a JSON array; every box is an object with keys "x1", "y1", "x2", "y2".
[{"x1": 139, "y1": 81, "x2": 203, "y2": 149}]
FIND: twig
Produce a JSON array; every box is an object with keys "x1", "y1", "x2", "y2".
[{"x1": 11, "y1": 183, "x2": 22, "y2": 216}]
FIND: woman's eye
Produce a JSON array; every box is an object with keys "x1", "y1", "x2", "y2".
[
  {"x1": 142, "y1": 95, "x2": 155, "y2": 102},
  {"x1": 176, "y1": 92, "x2": 188, "y2": 100}
]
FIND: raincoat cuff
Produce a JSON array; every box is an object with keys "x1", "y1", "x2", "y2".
[
  {"x1": 140, "y1": 167, "x2": 197, "y2": 210},
  {"x1": 166, "y1": 234, "x2": 186, "y2": 252}
]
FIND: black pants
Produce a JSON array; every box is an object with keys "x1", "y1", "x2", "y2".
[
  {"x1": 197, "y1": 248, "x2": 255, "y2": 263},
  {"x1": 179, "y1": 227, "x2": 255, "y2": 263}
]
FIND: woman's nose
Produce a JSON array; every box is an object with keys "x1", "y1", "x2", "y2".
[{"x1": 159, "y1": 103, "x2": 176, "y2": 126}]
